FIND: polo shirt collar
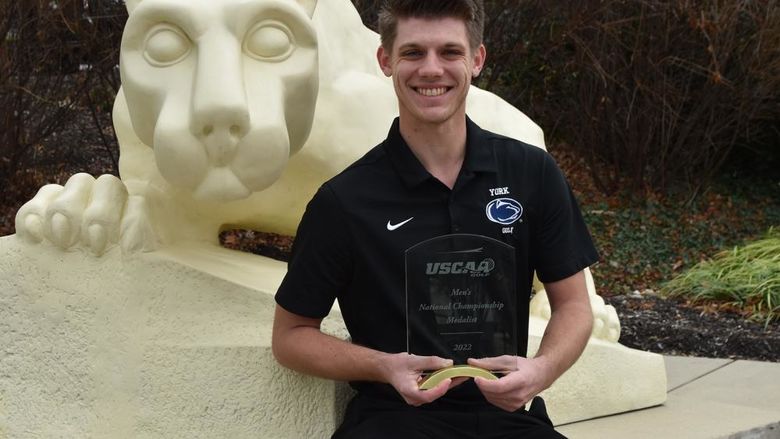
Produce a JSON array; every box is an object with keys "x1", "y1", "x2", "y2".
[
  {"x1": 384, "y1": 115, "x2": 497, "y2": 189},
  {"x1": 464, "y1": 116, "x2": 497, "y2": 173}
]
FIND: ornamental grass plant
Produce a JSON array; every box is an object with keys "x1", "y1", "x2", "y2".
[{"x1": 662, "y1": 228, "x2": 780, "y2": 326}]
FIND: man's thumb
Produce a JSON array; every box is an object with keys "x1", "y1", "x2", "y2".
[{"x1": 416, "y1": 355, "x2": 453, "y2": 371}]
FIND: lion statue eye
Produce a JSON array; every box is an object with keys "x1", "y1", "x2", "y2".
[
  {"x1": 144, "y1": 26, "x2": 191, "y2": 66},
  {"x1": 244, "y1": 21, "x2": 294, "y2": 61}
]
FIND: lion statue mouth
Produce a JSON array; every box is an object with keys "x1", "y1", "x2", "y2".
[
  {"x1": 193, "y1": 168, "x2": 252, "y2": 201},
  {"x1": 154, "y1": 121, "x2": 293, "y2": 201}
]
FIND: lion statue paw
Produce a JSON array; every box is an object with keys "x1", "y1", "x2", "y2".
[{"x1": 16, "y1": 173, "x2": 158, "y2": 255}]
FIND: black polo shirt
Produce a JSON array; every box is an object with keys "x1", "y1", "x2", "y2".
[{"x1": 276, "y1": 116, "x2": 598, "y2": 401}]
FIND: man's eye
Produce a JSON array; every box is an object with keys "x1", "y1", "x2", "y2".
[
  {"x1": 402, "y1": 50, "x2": 422, "y2": 58},
  {"x1": 144, "y1": 26, "x2": 191, "y2": 66},
  {"x1": 244, "y1": 21, "x2": 294, "y2": 61}
]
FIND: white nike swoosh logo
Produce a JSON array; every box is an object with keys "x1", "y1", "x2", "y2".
[{"x1": 387, "y1": 217, "x2": 414, "y2": 231}]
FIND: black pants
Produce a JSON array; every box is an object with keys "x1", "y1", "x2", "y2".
[{"x1": 332, "y1": 394, "x2": 566, "y2": 439}]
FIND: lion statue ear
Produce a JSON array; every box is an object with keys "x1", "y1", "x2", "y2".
[
  {"x1": 125, "y1": 0, "x2": 141, "y2": 14},
  {"x1": 297, "y1": 0, "x2": 317, "y2": 17}
]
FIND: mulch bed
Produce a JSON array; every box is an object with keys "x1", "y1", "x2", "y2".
[{"x1": 611, "y1": 293, "x2": 779, "y2": 362}]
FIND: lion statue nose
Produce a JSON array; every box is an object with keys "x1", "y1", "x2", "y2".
[{"x1": 196, "y1": 110, "x2": 250, "y2": 166}]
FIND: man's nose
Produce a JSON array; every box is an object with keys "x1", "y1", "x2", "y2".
[{"x1": 418, "y1": 52, "x2": 444, "y2": 77}]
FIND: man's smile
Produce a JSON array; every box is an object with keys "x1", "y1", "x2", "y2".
[{"x1": 415, "y1": 87, "x2": 450, "y2": 97}]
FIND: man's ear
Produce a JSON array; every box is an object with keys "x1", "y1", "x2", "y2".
[
  {"x1": 297, "y1": 0, "x2": 317, "y2": 18},
  {"x1": 377, "y1": 46, "x2": 393, "y2": 77},
  {"x1": 125, "y1": 0, "x2": 141, "y2": 14},
  {"x1": 472, "y1": 44, "x2": 487, "y2": 78}
]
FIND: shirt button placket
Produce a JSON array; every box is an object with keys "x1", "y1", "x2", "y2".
[{"x1": 449, "y1": 194, "x2": 460, "y2": 233}]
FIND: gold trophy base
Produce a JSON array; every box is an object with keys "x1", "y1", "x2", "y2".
[{"x1": 418, "y1": 365, "x2": 498, "y2": 390}]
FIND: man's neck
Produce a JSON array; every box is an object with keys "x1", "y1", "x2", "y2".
[{"x1": 399, "y1": 116, "x2": 468, "y2": 190}]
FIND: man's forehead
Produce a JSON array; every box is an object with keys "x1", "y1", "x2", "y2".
[{"x1": 393, "y1": 16, "x2": 469, "y2": 48}]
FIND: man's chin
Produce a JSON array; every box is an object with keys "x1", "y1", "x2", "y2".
[
  {"x1": 412, "y1": 110, "x2": 460, "y2": 126},
  {"x1": 400, "y1": 101, "x2": 463, "y2": 126}
]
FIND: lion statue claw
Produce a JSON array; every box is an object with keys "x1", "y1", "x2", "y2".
[
  {"x1": 17, "y1": 174, "x2": 127, "y2": 254},
  {"x1": 16, "y1": 172, "x2": 160, "y2": 255}
]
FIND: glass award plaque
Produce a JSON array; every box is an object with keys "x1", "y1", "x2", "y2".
[{"x1": 405, "y1": 234, "x2": 517, "y2": 388}]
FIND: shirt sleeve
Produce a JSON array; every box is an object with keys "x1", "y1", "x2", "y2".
[
  {"x1": 275, "y1": 184, "x2": 354, "y2": 318},
  {"x1": 533, "y1": 152, "x2": 599, "y2": 283}
]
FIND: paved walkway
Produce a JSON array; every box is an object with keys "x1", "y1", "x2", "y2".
[{"x1": 557, "y1": 356, "x2": 780, "y2": 439}]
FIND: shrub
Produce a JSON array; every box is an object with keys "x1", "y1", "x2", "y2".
[{"x1": 662, "y1": 227, "x2": 780, "y2": 325}]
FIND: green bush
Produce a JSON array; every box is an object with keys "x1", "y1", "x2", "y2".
[{"x1": 662, "y1": 227, "x2": 780, "y2": 325}]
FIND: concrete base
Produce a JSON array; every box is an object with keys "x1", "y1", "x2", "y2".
[
  {"x1": 558, "y1": 356, "x2": 780, "y2": 439},
  {"x1": 0, "y1": 235, "x2": 667, "y2": 436},
  {"x1": 0, "y1": 236, "x2": 350, "y2": 438},
  {"x1": 531, "y1": 328, "x2": 667, "y2": 424}
]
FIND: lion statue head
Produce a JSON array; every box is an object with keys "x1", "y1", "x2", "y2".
[{"x1": 120, "y1": 0, "x2": 319, "y2": 201}]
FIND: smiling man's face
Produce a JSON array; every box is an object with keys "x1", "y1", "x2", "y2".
[{"x1": 378, "y1": 16, "x2": 486, "y2": 129}]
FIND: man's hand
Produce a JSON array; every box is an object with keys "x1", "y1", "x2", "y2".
[
  {"x1": 379, "y1": 353, "x2": 457, "y2": 406},
  {"x1": 468, "y1": 271, "x2": 594, "y2": 412},
  {"x1": 468, "y1": 355, "x2": 552, "y2": 412}
]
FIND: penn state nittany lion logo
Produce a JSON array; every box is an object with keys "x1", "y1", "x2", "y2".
[{"x1": 486, "y1": 198, "x2": 523, "y2": 225}]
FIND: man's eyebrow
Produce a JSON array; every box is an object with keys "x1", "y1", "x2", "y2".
[
  {"x1": 442, "y1": 43, "x2": 466, "y2": 50},
  {"x1": 397, "y1": 42, "x2": 466, "y2": 51},
  {"x1": 397, "y1": 43, "x2": 422, "y2": 51}
]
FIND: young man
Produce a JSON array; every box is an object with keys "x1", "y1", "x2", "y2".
[{"x1": 272, "y1": 1, "x2": 598, "y2": 437}]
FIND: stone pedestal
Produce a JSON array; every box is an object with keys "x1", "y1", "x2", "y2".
[
  {"x1": 530, "y1": 319, "x2": 667, "y2": 424},
  {"x1": 0, "y1": 236, "x2": 350, "y2": 438}
]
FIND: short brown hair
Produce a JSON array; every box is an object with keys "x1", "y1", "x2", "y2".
[{"x1": 377, "y1": 0, "x2": 485, "y2": 52}]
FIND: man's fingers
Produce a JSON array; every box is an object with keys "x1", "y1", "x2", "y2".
[
  {"x1": 390, "y1": 354, "x2": 456, "y2": 407},
  {"x1": 468, "y1": 355, "x2": 516, "y2": 372},
  {"x1": 416, "y1": 378, "x2": 451, "y2": 404},
  {"x1": 402, "y1": 377, "x2": 451, "y2": 406},
  {"x1": 474, "y1": 375, "x2": 505, "y2": 393},
  {"x1": 411, "y1": 354, "x2": 453, "y2": 372},
  {"x1": 449, "y1": 376, "x2": 469, "y2": 389},
  {"x1": 474, "y1": 375, "x2": 532, "y2": 412}
]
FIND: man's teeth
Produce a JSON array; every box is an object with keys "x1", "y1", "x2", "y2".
[{"x1": 417, "y1": 87, "x2": 447, "y2": 96}]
